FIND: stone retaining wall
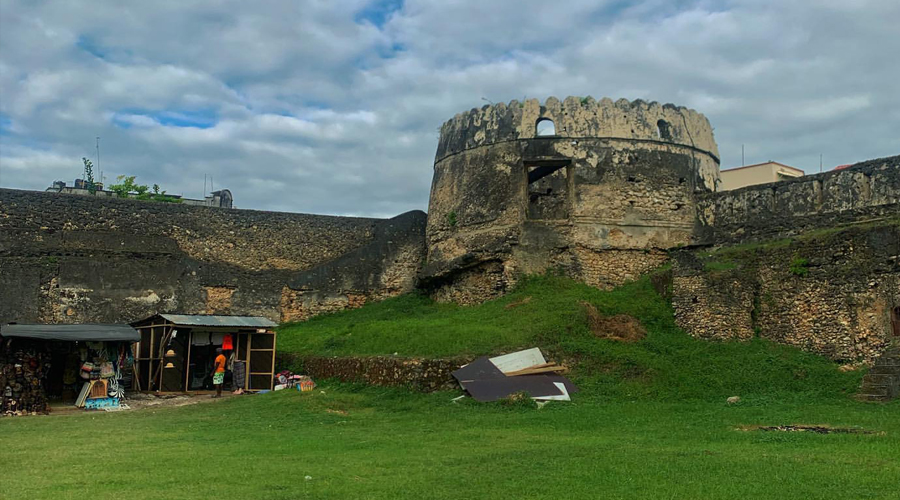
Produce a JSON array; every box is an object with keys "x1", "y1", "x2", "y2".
[
  {"x1": 0, "y1": 188, "x2": 426, "y2": 324},
  {"x1": 278, "y1": 353, "x2": 469, "y2": 391},
  {"x1": 672, "y1": 220, "x2": 900, "y2": 362}
]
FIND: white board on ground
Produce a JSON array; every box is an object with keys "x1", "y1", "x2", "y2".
[
  {"x1": 489, "y1": 348, "x2": 546, "y2": 373},
  {"x1": 532, "y1": 382, "x2": 570, "y2": 402}
]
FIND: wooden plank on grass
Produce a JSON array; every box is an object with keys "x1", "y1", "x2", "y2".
[
  {"x1": 506, "y1": 365, "x2": 568, "y2": 377},
  {"x1": 489, "y1": 348, "x2": 547, "y2": 373}
]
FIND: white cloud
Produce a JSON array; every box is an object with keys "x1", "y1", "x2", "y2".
[{"x1": 1, "y1": 0, "x2": 898, "y2": 213}]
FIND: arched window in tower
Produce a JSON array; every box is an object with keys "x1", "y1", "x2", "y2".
[
  {"x1": 536, "y1": 118, "x2": 556, "y2": 136},
  {"x1": 656, "y1": 119, "x2": 672, "y2": 140}
]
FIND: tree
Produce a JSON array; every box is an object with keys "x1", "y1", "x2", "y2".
[
  {"x1": 81, "y1": 158, "x2": 97, "y2": 195},
  {"x1": 108, "y1": 175, "x2": 181, "y2": 203},
  {"x1": 109, "y1": 175, "x2": 147, "y2": 198}
]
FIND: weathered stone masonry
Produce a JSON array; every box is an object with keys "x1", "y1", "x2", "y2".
[
  {"x1": 1, "y1": 96, "x2": 897, "y2": 366},
  {"x1": 0, "y1": 188, "x2": 426, "y2": 324},
  {"x1": 422, "y1": 96, "x2": 720, "y2": 303},
  {"x1": 672, "y1": 156, "x2": 900, "y2": 362}
]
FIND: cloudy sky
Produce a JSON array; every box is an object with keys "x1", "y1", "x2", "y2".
[{"x1": 1, "y1": 0, "x2": 897, "y2": 217}]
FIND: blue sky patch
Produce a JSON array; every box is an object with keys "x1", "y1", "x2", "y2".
[
  {"x1": 155, "y1": 110, "x2": 218, "y2": 129},
  {"x1": 112, "y1": 109, "x2": 219, "y2": 129},
  {"x1": 0, "y1": 114, "x2": 12, "y2": 135},
  {"x1": 355, "y1": 0, "x2": 403, "y2": 29},
  {"x1": 76, "y1": 35, "x2": 108, "y2": 59}
]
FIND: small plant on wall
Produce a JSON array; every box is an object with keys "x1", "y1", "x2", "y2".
[
  {"x1": 789, "y1": 256, "x2": 810, "y2": 276},
  {"x1": 81, "y1": 158, "x2": 97, "y2": 195},
  {"x1": 447, "y1": 211, "x2": 458, "y2": 227}
]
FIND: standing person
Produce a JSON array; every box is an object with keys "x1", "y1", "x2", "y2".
[{"x1": 211, "y1": 348, "x2": 226, "y2": 398}]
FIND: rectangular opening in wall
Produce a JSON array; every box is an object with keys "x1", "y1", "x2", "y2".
[
  {"x1": 892, "y1": 306, "x2": 900, "y2": 337},
  {"x1": 525, "y1": 159, "x2": 571, "y2": 220}
]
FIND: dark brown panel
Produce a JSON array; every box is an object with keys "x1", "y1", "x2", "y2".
[
  {"x1": 249, "y1": 374, "x2": 272, "y2": 391},
  {"x1": 250, "y1": 350, "x2": 273, "y2": 373},
  {"x1": 250, "y1": 333, "x2": 275, "y2": 350}
]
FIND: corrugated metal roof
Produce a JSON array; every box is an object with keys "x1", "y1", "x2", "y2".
[
  {"x1": 1, "y1": 324, "x2": 140, "y2": 342},
  {"x1": 156, "y1": 314, "x2": 277, "y2": 328}
]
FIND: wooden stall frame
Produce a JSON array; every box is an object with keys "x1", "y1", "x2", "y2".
[
  {"x1": 133, "y1": 318, "x2": 277, "y2": 393},
  {"x1": 246, "y1": 329, "x2": 276, "y2": 391},
  {"x1": 132, "y1": 322, "x2": 174, "y2": 392}
]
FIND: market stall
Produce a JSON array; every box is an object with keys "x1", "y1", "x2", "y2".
[
  {"x1": 0, "y1": 324, "x2": 139, "y2": 416},
  {"x1": 131, "y1": 314, "x2": 277, "y2": 393}
]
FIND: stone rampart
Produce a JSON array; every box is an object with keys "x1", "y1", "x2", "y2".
[
  {"x1": 437, "y1": 96, "x2": 719, "y2": 168},
  {"x1": 671, "y1": 156, "x2": 900, "y2": 362},
  {"x1": 672, "y1": 217, "x2": 900, "y2": 363},
  {"x1": 0, "y1": 188, "x2": 426, "y2": 324},
  {"x1": 697, "y1": 155, "x2": 900, "y2": 245}
]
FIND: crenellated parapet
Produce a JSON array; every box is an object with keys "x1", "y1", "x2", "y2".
[{"x1": 435, "y1": 96, "x2": 719, "y2": 164}]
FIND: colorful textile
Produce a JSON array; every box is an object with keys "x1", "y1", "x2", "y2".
[
  {"x1": 232, "y1": 361, "x2": 246, "y2": 389},
  {"x1": 214, "y1": 354, "x2": 227, "y2": 373},
  {"x1": 222, "y1": 334, "x2": 233, "y2": 350},
  {"x1": 213, "y1": 372, "x2": 224, "y2": 385}
]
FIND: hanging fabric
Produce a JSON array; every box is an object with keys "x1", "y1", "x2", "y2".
[
  {"x1": 191, "y1": 333, "x2": 210, "y2": 345},
  {"x1": 232, "y1": 360, "x2": 246, "y2": 389},
  {"x1": 222, "y1": 334, "x2": 233, "y2": 350}
]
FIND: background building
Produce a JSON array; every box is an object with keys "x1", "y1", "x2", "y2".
[
  {"x1": 47, "y1": 179, "x2": 233, "y2": 208},
  {"x1": 719, "y1": 161, "x2": 804, "y2": 190}
]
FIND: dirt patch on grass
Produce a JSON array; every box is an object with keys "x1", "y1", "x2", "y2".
[
  {"x1": 580, "y1": 302, "x2": 646, "y2": 342},
  {"x1": 739, "y1": 424, "x2": 879, "y2": 435},
  {"x1": 505, "y1": 296, "x2": 532, "y2": 310}
]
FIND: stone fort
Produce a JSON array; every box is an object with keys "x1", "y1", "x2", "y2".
[{"x1": 1, "y1": 96, "x2": 898, "y2": 362}]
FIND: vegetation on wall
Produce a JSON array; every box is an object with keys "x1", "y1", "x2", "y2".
[
  {"x1": 108, "y1": 175, "x2": 182, "y2": 203},
  {"x1": 81, "y1": 158, "x2": 97, "y2": 195},
  {"x1": 789, "y1": 256, "x2": 810, "y2": 276}
]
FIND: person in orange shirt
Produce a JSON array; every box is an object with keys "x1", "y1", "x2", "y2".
[{"x1": 211, "y1": 348, "x2": 227, "y2": 398}]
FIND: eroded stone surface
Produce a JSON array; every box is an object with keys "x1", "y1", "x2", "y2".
[
  {"x1": 0, "y1": 189, "x2": 426, "y2": 323},
  {"x1": 424, "y1": 96, "x2": 719, "y2": 301}
]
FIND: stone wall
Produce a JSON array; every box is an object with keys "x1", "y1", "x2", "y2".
[
  {"x1": 670, "y1": 156, "x2": 900, "y2": 362},
  {"x1": 697, "y1": 155, "x2": 900, "y2": 245},
  {"x1": 423, "y1": 97, "x2": 720, "y2": 302},
  {"x1": 0, "y1": 188, "x2": 426, "y2": 324},
  {"x1": 672, "y1": 219, "x2": 900, "y2": 362},
  {"x1": 278, "y1": 353, "x2": 468, "y2": 391}
]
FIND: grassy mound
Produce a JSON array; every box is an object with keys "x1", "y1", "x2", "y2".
[{"x1": 278, "y1": 274, "x2": 863, "y2": 401}]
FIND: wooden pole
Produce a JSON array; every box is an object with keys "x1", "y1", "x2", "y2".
[
  {"x1": 148, "y1": 325, "x2": 155, "y2": 390},
  {"x1": 244, "y1": 333, "x2": 250, "y2": 390},
  {"x1": 150, "y1": 325, "x2": 174, "y2": 392},
  {"x1": 270, "y1": 330, "x2": 277, "y2": 390},
  {"x1": 183, "y1": 331, "x2": 192, "y2": 392}
]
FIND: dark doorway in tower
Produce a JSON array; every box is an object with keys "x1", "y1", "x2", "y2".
[
  {"x1": 892, "y1": 306, "x2": 900, "y2": 337},
  {"x1": 525, "y1": 159, "x2": 571, "y2": 220}
]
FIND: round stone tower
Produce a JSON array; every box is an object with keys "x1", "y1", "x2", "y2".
[{"x1": 422, "y1": 96, "x2": 720, "y2": 303}]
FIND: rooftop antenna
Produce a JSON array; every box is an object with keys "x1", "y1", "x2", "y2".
[
  {"x1": 203, "y1": 174, "x2": 207, "y2": 199},
  {"x1": 820, "y1": 154, "x2": 823, "y2": 173},
  {"x1": 741, "y1": 144, "x2": 744, "y2": 167},
  {"x1": 96, "y1": 137, "x2": 101, "y2": 185},
  {"x1": 481, "y1": 97, "x2": 494, "y2": 105}
]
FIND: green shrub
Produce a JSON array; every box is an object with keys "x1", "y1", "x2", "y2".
[{"x1": 789, "y1": 256, "x2": 809, "y2": 276}]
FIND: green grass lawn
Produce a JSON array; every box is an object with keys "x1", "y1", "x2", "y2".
[
  {"x1": 279, "y1": 274, "x2": 864, "y2": 402},
  {"x1": 3, "y1": 274, "x2": 897, "y2": 499},
  {"x1": 2, "y1": 387, "x2": 898, "y2": 499}
]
